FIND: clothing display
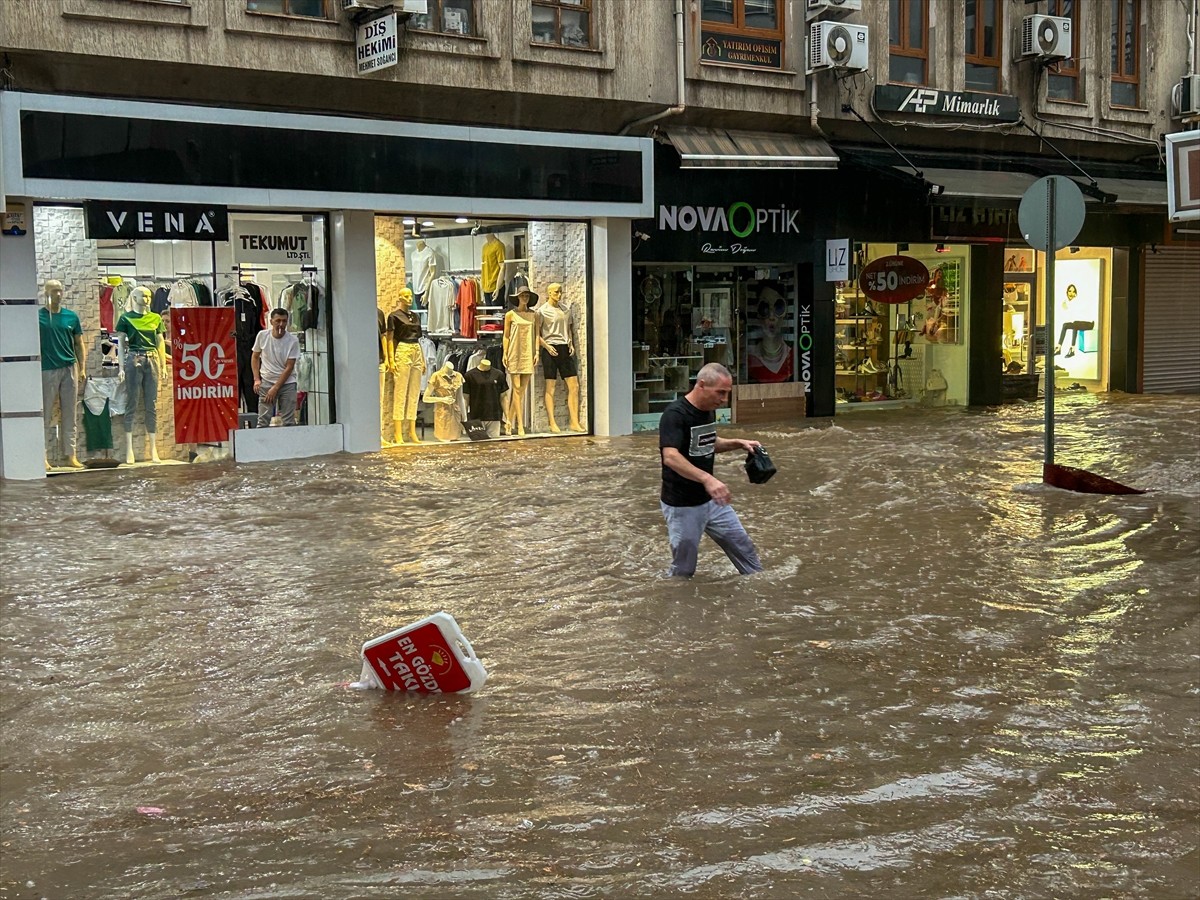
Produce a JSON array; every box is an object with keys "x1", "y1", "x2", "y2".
[
  {"x1": 99, "y1": 283, "x2": 116, "y2": 331},
  {"x1": 115, "y1": 309, "x2": 164, "y2": 352},
  {"x1": 377, "y1": 308, "x2": 387, "y2": 364},
  {"x1": 41, "y1": 366, "x2": 78, "y2": 461},
  {"x1": 412, "y1": 243, "x2": 438, "y2": 296},
  {"x1": 426, "y1": 275, "x2": 458, "y2": 335},
  {"x1": 39, "y1": 306, "x2": 82, "y2": 370},
  {"x1": 537, "y1": 302, "x2": 575, "y2": 346},
  {"x1": 281, "y1": 280, "x2": 321, "y2": 331},
  {"x1": 464, "y1": 366, "x2": 506, "y2": 421},
  {"x1": 540, "y1": 344, "x2": 578, "y2": 380},
  {"x1": 481, "y1": 237, "x2": 506, "y2": 293},
  {"x1": 456, "y1": 276, "x2": 480, "y2": 339},
  {"x1": 220, "y1": 282, "x2": 272, "y2": 413},
  {"x1": 124, "y1": 352, "x2": 161, "y2": 434},
  {"x1": 82, "y1": 377, "x2": 122, "y2": 452},
  {"x1": 503, "y1": 311, "x2": 537, "y2": 374},
  {"x1": 423, "y1": 366, "x2": 466, "y2": 441}
]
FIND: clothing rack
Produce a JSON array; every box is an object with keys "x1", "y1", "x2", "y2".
[{"x1": 446, "y1": 267, "x2": 481, "y2": 275}]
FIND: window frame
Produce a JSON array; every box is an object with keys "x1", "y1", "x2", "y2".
[
  {"x1": 531, "y1": 0, "x2": 596, "y2": 50},
  {"x1": 245, "y1": 0, "x2": 332, "y2": 19},
  {"x1": 1110, "y1": 0, "x2": 1141, "y2": 107},
  {"x1": 1046, "y1": 0, "x2": 1081, "y2": 101},
  {"x1": 888, "y1": 0, "x2": 928, "y2": 86},
  {"x1": 700, "y1": 0, "x2": 785, "y2": 43},
  {"x1": 409, "y1": 0, "x2": 479, "y2": 37},
  {"x1": 964, "y1": 0, "x2": 1002, "y2": 92}
]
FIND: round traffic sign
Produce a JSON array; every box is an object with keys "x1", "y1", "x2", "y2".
[{"x1": 1019, "y1": 175, "x2": 1086, "y2": 251}]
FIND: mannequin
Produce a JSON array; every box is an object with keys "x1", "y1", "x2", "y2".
[
  {"x1": 481, "y1": 233, "x2": 506, "y2": 301},
  {"x1": 464, "y1": 357, "x2": 506, "y2": 438},
  {"x1": 386, "y1": 288, "x2": 425, "y2": 444},
  {"x1": 115, "y1": 286, "x2": 165, "y2": 464},
  {"x1": 502, "y1": 286, "x2": 539, "y2": 436},
  {"x1": 423, "y1": 360, "x2": 465, "y2": 442},
  {"x1": 537, "y1": 282, "x2": 583, "y2": 432},
  {"x1": 39, "y1": 279, "x2": 86, "y2": 468}
]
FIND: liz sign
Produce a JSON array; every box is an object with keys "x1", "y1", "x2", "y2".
[
  {"x1": 859, "y1": 255, "x2": 930, "y2": 304},
  {"x1": 170, "y1": 308, "x2": 238, "y2": 443},
  {"x1": 84, "y1": 201, "x2": 229, "y2": 241}
]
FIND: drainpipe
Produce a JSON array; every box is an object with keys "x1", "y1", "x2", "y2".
[
  {"x1": 809, "y1": 71, "x2": 825, "y2": 136},
  {"x1": 619, "y1": 0, "x2": 686, "y2": 135}
]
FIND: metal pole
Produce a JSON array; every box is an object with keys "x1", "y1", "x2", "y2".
[{"x1": 1044, "y1": 178, "x2": 1057, "y2": 468}]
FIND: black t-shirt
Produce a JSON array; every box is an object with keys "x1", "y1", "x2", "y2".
[{"x1": 659, "y1": 397, "x2": 717, "y2": 507}]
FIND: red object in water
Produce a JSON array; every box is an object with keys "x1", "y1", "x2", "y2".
[
  {"x1": 362, "y1": 616, "x2": 481, "y2": 694},
  {"x1": 1043, "y1": 463, "x2": 1146, "y2": 495}
]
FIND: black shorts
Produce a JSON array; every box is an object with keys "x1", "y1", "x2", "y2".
[{"x1": 540, "y1": 344, "x2": 578, "y2": 380}]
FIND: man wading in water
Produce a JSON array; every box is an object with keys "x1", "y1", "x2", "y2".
[{"x1": 658, "y1": 362, "x2": 764, "y2": 577}]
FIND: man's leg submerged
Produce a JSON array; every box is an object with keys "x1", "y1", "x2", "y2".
[
  {"x1": 706, "y1": 503, "x2": 764, "y2": 574},
  {"x1": 660, "y1": 501, "x2": 707, "y2": 577}
]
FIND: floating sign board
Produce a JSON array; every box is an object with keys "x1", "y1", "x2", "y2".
[
  {"x1": 84, "y1": 201, "x2": 228, "y2": 241},
  {"x1": 858, "y1": 255, "x2": 930, "y2": 304},
  {"x1": 357, "y1": 9, "x2": 399, "y2": 76},
  {"x1": 359, "y1": 612, "x2": 487, "y2": 694},
  {"x1": 171, "y1": 308, "x2": 238, "y2": 443}
]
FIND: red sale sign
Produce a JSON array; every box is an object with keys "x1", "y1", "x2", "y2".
[
  {"x1": 361, "y1": 613, "x2": 487, "y2": 694},
  {"x1": 859, "y1": 255, "x2": 930, "y2": 304},
  {"x1": 171, "y1": 307, "x2": 238, "y2": 443}
]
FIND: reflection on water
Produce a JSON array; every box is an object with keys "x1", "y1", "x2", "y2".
[{"x1": 2, "y1": 393, "x2": 1197, "y2": 899}]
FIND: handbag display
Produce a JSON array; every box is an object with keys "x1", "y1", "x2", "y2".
[{"x1": 744, "y1": 445, "x2": 777, "y2": 484}]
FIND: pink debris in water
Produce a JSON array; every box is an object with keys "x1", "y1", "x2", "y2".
[{"x1": 136, "y1": 806, "x2": 166, "y2": 817}]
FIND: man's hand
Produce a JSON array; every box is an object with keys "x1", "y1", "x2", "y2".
[
  {"x1": 545, "y1": 345, "x2": 559, "y2": 357},
  {"x1": 253, "y1": 378, "x2": 262, "y2": 394},
  {"x1": 742, "y1": 439, "x2": 763, "y2": 452},
  {"x1": 705, "y1": 476, "x2": 732, "y2": 505},
  {"x1": 266, "y1": 385, "x2": 279, "y2": 403}
]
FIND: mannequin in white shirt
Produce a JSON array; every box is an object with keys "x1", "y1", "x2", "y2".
[{"x1": 537, "y1": 282, "x2": 583, "y2": 432}]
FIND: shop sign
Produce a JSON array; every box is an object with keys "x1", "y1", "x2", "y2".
[
  {"x1": 3, "y1": 202, "x2": 28, "y2": 236},
  {"x1": 874, "y1": 85, "x2": 1020, "y2": 122},
  {"x1": 825, "y1": 238, "x2": 849, "y2": 281},
  {"x1": 356, "y1": 8, "x2": 399, "y2": 76},
  {"x1": 859, "y1": 255, "x2": 929, "y2": 304},
  {"x1": 171, "y1": 307, "x2": 238, "y2": 443},
  {"x1": 797, "y1": 296, "x2": 813, "y2": 397},
  {"x1": 362, "y1": 620, "x2": 473, "y2": 693},
  {"x1": 700, "y1": 30, "x2": 782, "y2": 69},
  {"x1": 932, "y1": 205, "x2": 1022, "y2": 240},
  {"x1": 84, "y1": 201, "x2": 228, "y2": 241},
  {"x1": 232, "y1": 220, "x2": 314, "y2": 264},
  {"x1": 655, "y1": 201, "x2": 801, "y2": 258}
]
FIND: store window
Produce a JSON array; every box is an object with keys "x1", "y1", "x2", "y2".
[
  {"x1": 531, "y1": 0, "x2": 594, "y2": 49},
  {"x1": 1046, "y1": 0, "x2": 1081, "y2": 101},
  {"x1": 411, "y1": 0, "x2": 477, "y2": 36},
  {"x1": 630, "y1": 264, "x2": 797, "y2": 426},
  {"x1": 965, "y1": 0, "x2": 1001, "y2": 92},
  {"x1": 34, "y1": 206, "x2": 331, "y2": 473},
  {"x1": 889, "y1": 0, "x2": 928, "y2": 85},
  {"x1": 375, "y1": 216, "x2": 590, "y2": 444},
  {"x1": 1110, "y1": 0, "x2": 1140, "y2": 107},
  {"x1": 246, "y1": 0, "x2": 331, "y2": 17}
]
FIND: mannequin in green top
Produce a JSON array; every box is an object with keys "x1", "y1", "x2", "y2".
[
  {"x1": 39, "y1": 279, "x2": 86, "y2": 468},
  {"x1": 115, "y1": 286, "x2": 167, "y2": 464}
]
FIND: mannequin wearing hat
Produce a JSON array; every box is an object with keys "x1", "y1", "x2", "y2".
[
  {"x1": 115, "y1": 285, "x2": 166, "y2": 464},
  {"x1": 423, "y1": 360, "x2": 465, "y2": 442},
  {"x1": 537, "y1": 282, "x2": 583, "y2": 433},
  {"x1": 39, "y1": 279, "x2": 86, "y2": 468},
  {"x1": 386, "y1": 288, "x2": 425, "y2": 444},
  {"x1": 502, "y1": 286, "x2": 539, "y2": 436}
]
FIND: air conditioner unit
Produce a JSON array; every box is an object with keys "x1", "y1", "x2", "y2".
[
  {"x1": 809, "y1": 22, "x2": 869, "y2": 72},
  {"x1": 1179, "y1": 74, "x2": 1200, "y2": 116},
  {"x1": 1021, "y1": 14, "x2": 1071, "y2": 60},
  {"x1": 343, "y1": 0, "x2": 384, "y2": 10},
  {"x1": 806, "y1": 0, "x2": 862, "y2": 16}
]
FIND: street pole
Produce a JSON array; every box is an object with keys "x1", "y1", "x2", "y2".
[{"x1": 1044, "y1": 177, "x2": 1057, "y2": 468}]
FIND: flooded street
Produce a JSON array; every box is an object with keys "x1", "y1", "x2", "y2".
[{"x1": 2, "y1": 393, "x2": 1198, "y2": 899}]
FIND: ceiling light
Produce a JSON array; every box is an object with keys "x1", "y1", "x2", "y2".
[
  {"x1": 421, "y1": 221, "x2": 435, "y2": 228},
  {"x1": 455, "y1": 217, "x2": 469, "y2": 224},
  {"x1": 402, "y1": 218, "x2": 416, "y2": 225}
]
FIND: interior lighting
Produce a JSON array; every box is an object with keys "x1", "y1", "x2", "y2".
[
  {"x1": 935, "y1": 242, "x2": 948, "y2": 253},
  {"x1": 402, "y1": 218, "x2": 416, "y2": 225},
  {"x1": 455, "y1": 217, "x2": 469, "y2": 224},
  {"x1": 421, "y1": 220, "x2": 435, "y2": 228}
]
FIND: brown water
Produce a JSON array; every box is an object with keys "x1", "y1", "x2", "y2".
[{"x1": 2, "y1": 393, "x2": 1198, "y2": 899}]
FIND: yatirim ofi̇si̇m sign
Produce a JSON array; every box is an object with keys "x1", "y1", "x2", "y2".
[{"x1": 873, "y1": 85, "x2": 1020, "y2": 122}]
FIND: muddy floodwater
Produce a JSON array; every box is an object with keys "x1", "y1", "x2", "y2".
[{"x1": 2, "y1": 393, "x2": 1198, "y2": 899}]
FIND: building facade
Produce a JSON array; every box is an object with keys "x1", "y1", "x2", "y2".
[{"x1": 1, "y1": 0, "x2": 1196, "y2": 478}]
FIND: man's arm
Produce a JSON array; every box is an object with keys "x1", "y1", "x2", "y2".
[
  {"x1": 714, "y1": 436, "x2": 761, "y2": 454},
  {"x1": 251, "y1": 349, "x2": 263, "y2": 392},
  {"x1": 662, "y1": 446, "x2": 732, "y2": 505}
]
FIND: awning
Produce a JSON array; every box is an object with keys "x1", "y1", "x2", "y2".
[
  {"x1": 662, "y1": 127, "x2": 838, "y2": 170},
  {"x1": 898, "y1": 166, "x2": 1039, "y2": 200},
  {"x1": 1090, "y1": 177, "x2": 1166, "y2": 207}
]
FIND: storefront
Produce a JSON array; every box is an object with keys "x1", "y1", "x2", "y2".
[{"x1": 0, "y1": 92, "x2": 652, "y2": 480}]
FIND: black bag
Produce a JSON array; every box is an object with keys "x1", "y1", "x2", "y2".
[{"x1": 744, "y1": 446, "x2": 777, "y2": 484}]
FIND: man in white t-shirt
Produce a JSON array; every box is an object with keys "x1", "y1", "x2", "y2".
[{"x1": 251, "y1": 308, "x2": 302, "y2": 426}]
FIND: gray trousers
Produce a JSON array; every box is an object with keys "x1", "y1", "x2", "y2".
[
  {"x1": 258, "y1": 382, "x2": 298, "y2": 427},
  {"x1": 124, "y1": 352, "x2": 160, "y2": 434},
  {"x1": 42, "y1": 366, "x2": 78, "y2": 460},
  {"x1": 660, "y1": 500, "x2": 763, "y2": 577}
]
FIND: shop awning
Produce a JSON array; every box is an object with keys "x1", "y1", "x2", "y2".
[
  {"x1": 662, "y1": 127, "x2": 838, "y2": 169},
  {"x1": 1090, "y1": 177, "x2": 1166, "y2": 206},
  {"x1": 902, "y1": 166, "x2": 1040, "y2": 200}
]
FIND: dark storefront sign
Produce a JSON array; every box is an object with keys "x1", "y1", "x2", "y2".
[
  {"x1": 874, "y1": 85, "x2": 1020, "y2": 123},
  {"x1": 22, "y1": 111, "x2": 644, "y2": 204},
  {"x1": 84, "y1": 200, "x2": 229, "y2": 241},
  {"x1": 932, "y1": 205, "x2": 1023, "y2": 241},
  {"x1": 700, "y1": 30, "x2": 782, "y2": 69}
]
